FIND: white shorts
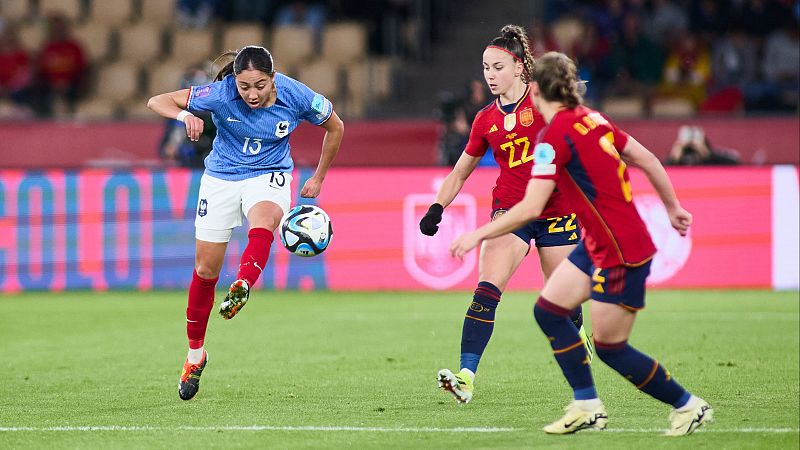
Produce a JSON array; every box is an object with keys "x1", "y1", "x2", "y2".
[{"x1": 194, "y1": 172, "x2": 293, "y2": 243}]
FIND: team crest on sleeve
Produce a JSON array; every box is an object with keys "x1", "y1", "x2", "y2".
[
  {"x1": 275, "y1": 120, "x2": 290, "y2": 138},
  {"x1": 532, "y1": 143, "x2": 556, "y2": 175},
  {"x1": 194, "y1": 86, "x2": 212, "y2": 98},
  {"x1": 520, "y1": 108, "x2": 534, "y2": 126}
]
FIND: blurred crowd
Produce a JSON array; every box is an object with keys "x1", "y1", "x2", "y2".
[{"x1": 541, "y1": 0, "x2": 799, "y2": 114}]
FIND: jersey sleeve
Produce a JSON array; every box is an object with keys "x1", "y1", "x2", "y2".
[
  {"x1": 295, "y1": 81, "x2": 333, "y2": 125},
  {"x1": 463, "y1": 114, "x2": 489, "y2": 157},
  {"x1": 531, "y1": 127, "x2": 569, "y2": 181},
  {"x1": 602, "y1": 113, "x2": 630, "y2": 150},
  {"x1": 186, "y1": 79, "x2": 227, "y2": 112}
]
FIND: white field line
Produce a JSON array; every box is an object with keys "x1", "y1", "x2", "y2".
[{"x1": 0, "y1": 425, "x2": 798, "y2": 434}]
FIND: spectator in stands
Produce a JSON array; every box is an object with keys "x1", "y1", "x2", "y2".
[
  {"x1": 0, "y1": 23, "x2": 34, "y2": 117},
  {"x1": 666, "y1": 125, "x2": 740, "y2": 166},
  {"x1": 703, "y1": 25, "x2": 756, "y2": 112},
  {"x1": 648, "y1": 0, "x2": 689, "y2": 46},
  {"x1": 658, "y1": 33, "x2": 711, "y2": 107},
  {"x1": 33, "y1": 14, "x2": 87, "y2": 118},
  {"x1": 159, "y1": 64, "x2": 217, "y2": 167},
  {"x1": 438, "y1": 79, "x2": 493, "y2": 167},
  {"x1": 274, "y1": 1, "x2": 326, "y2": 51},
  {"x1": 176, "y1": 0, "x2": 216, "y2": 29},
  {"x1": 747, "y1": 19, "x2": 800, "y2": 111},
  {"x1": 605, "y1": 11, "x2": 664, "y2": 101}
]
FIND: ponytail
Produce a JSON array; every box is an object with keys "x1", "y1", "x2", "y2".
[{"x1": 489, "y1": 24, "x2": 536, "y2": 83}]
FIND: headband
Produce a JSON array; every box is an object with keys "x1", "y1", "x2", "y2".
[{"x1": 486, "y1": 45, "x2": 521, "y2": 62}]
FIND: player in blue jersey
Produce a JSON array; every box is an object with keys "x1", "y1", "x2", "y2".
[{"x1": 147, "y1": 46, "x2": 344, "y2": 400}]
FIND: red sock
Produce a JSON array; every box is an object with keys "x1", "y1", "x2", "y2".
[
  {"x1": 186, "y1": 269, "x2": 218, "y2": 349},
  {"x1": 237, "y1": 227, "x2": 274, "y2": 288}
]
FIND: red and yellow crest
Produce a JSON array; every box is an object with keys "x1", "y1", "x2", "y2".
[{"x1": 520, "y1": 108, "x2": 534, "y2": 127}]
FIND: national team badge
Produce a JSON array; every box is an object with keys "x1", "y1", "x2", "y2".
[
  {"x1": 503, "y1": 113, "x2": 516, "y2": 131},
  {"x1": 520, "y1": 108, "x2": 534, "y2": 127},
  {"x1": 198, "y1": 199, "x2": 208, "y2": 217},
  {"x1": 403, "y1": 178, "x2": 477, "y2": 289},
  {"x1": 275, "y1": 120, "x2": 290, "y2": 138}
]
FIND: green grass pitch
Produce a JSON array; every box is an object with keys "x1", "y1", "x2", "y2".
[{"x1": 1, "y1": 290, "x2": 798, "y2": 449}]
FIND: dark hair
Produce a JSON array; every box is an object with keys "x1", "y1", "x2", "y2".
[
  {"x1": 530, "y1": 52, "x2": 583, "y2": 108},
  {"x1": 487, "y1": 24, "x2": 535, "y2": 83},
  {"x1": 214, "y1": 46, "x2": 275, "y2": 81}
]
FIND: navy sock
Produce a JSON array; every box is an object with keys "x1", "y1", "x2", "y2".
[
  {"x1": 570, "y1": 307, "x2": 584, "y2": 330},
  {"x1": 533, "y1": 297, "x2": 596, "y2": 400},
  {"x1": 459, "y1": 282, "x2": 501, "y2": 373},
  {"x1": 595, "y1": 340, "x2": 689, "y2": 407}
]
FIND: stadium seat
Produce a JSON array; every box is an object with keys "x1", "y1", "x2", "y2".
[
  {"x1": 0, "y1": 0, "x2": 32, "y2": 23},
  {"x1": 74, "y1": 97, "x2": 117, "y2": 120},
  {"x1": 16, "y1": 21, "x2": 45, "y2": 53},
  {"x1": 345, "y1": 57, "x2": 394, "y2": 102},
  {"x1": 170, "y1": 28, "x2": 215, "y2": 66},
  {"x1": 86, "y1": 0, "x2": 133, "y2": 26},
  {"x1": 39, "y1": 0, "x2": 82, "y2": 22},
  {"x1": 322, "y1": 22, "x2": 367, "y2": 67},
  {"x1": 140, "y1": 0, "x2": 176, "y2": 26},
  {"x1": 601, "y1": 97, "x2": 645, "y2": 119},
  {"x1": 95, "y1": 62, "x2": 140, "y2": 103},
  {"x1": 147, "y1": 62, "x2": 186, "y2": 97},
  {"x1": 72, "y1": 23, "x2": 113, "y2": 62},
  {"x1": 651, "y1": 97, "x2": 695, "y2": 118},
  {"x1": 271, "y1": 25, "x2": 314, "y2": 74},
  {"x1": 118, "y1": 23, "x2": 163, "y2": 64},
  {"x1": 221, "y1": 23, "x2": 267, "y2": 53},
  {"x1": 297, "y1": 59, "x2": 339, "y2": 100}
]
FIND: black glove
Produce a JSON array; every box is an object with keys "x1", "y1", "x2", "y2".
[{"x1": 419, "y1": 203, "x2": 444, "y2": 236}]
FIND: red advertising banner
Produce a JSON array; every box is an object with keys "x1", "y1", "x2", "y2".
[{"x1": 0, "y1": 167, "x2": 796, "y2": 292}]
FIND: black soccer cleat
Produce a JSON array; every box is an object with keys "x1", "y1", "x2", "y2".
[{"x1": 178, "y1": 351, "x2": 208, "y2": 400}]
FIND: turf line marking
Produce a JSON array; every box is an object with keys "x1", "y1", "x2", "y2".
[
  {"x1": 0, "y1": 426, "x2": 798, "y2": 434},
  {"x1": 0, "y1": 426, "x2": 514, "y2": 433}
]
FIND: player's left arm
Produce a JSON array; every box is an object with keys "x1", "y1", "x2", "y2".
[
  {"x1": 301, "y1": 109, "x2": 344, "y2": 198},
  {"x1": 621, "y1": 136, "x2": 692, "y2": 235},
  {"x1": 450, "y1": 178, "x2": 555, "y2": 258}
]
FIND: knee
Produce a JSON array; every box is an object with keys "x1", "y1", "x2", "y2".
[
  {"x1": 195, "y1": 263, "x2": 221, "y2": 280},
  {"x1": 593, "y1": 339, "x2": 627, "y2": 363}
]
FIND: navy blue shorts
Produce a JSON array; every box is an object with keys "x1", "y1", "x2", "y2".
[
  {"x1": 567, "y1": 240, "x2": 652, "y2": 311},
  {"x1": 492, "y1": 209, "x2": 580, "y2": 248}
]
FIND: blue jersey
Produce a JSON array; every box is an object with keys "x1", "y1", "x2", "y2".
[{"x1": 186, "y1": 73, "x2": 333, "y2": 181}]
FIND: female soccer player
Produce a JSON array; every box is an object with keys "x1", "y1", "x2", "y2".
[
  {"x1": 147, "y1": 46, "x2": 343, "y2": 400},
  {"x1": 420, "y1": 25, "x2": 590, "y2": 404},
  {"x1": 450, "y1": 52, "x2": 712, "y2": 436}
]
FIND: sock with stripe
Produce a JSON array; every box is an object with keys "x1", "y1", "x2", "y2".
[
  {"x1": 186, "y1": 269, "x2": 218, "y2": 362},
  {"x1": 594, "y1": 340, "x2": 690, "y2": 407},
  {"x1": 460, "y1": 281, "x2": 501, "y2": 374},
  {"x1": 236, "y1": 227, "x2": 274, "y2": 288},
  {"x1": 533, "y1": 296, "x2": 597, "y2": 400},
  {"x1": 570, "y1": 306, "x2": 584, "y2": 329}
]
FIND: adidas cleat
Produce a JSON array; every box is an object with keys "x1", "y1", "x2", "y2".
[
  {"x1": 219, "y1": 279, "x2": 249, "y2": 320},
  {"x1": 666, "y1": 398, "x2": 713, "y2": 436},
  {"x1": 437, "y1": 368, "x2": 474, "y2": 404},
  {"x1": 179, "y1": 351, "x2": 208, "y2": 401},
  {"x1": 543, "y1": 401, "x2": 608, "y2": 434}
]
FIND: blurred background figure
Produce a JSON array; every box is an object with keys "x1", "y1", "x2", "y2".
[
  {"x1": 159, "y1": 64, "x2": 217, "y2": 168},
  {"x1": 176, "y1": 0, "x2": 216, "y2": 29},
  {"x1": 0, "y1": 21, "x2": 34, "y2": 118},
  {"x1": 274, "y1": 0, "x2": 326, "y2": 51},
  {"x1": 666, "y1": 125, "x2": 741, "y2": 166},
  {"x1": 658, "y1": 34, "x2": 711, "y2": 107},
  {"x1": 33, "y1": 14, "x2": 87, "y2": 118},
  {"x1": 437, "y1": 79, "x2": 493, "y2": 167}
]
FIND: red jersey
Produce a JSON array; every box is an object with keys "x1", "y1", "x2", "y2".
[
  {"x1": 531, "y1": 105, "x2": 656, "y2": 268},
  {"x1": 39, "y1": 40, "x2": 86, "y2": 87},
  {"x1": 464, "y1": 84, "x2": 570, "y2": 218}
]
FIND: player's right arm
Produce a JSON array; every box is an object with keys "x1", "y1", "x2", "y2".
[
  {"x1": 147, "y1": 89, "x2": 205, "y2": 142},
  {"x1": 434, "y1": 151, "x2": 481, "y2": 208}
]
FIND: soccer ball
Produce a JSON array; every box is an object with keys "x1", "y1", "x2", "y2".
[{"x1": 279, "y1": 205, "x2": 333, "y2": 257}]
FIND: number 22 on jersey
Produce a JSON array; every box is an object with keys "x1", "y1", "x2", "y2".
[{"x1": 500, "y1": 136, "x2": 533, "y2": 168}]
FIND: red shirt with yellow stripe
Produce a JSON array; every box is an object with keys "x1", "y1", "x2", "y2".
[
  {"x1": 464, "y1": 84, "x2": 571, "y2": 218},
  {"x1": 531, "y1": 105, "x2": 656, "y2": 268}
]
